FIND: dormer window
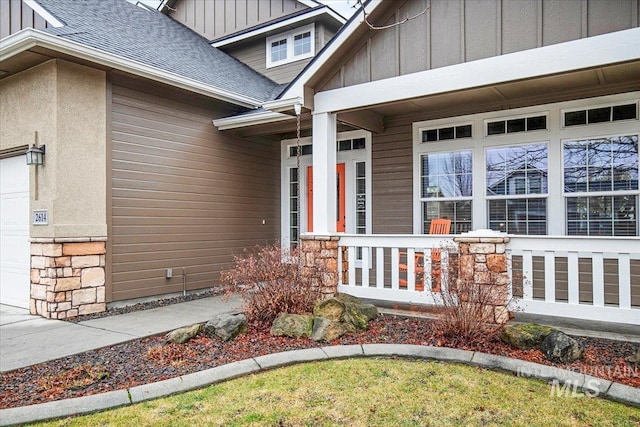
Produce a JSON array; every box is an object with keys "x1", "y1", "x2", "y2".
[{"x1": 266, "y1": 24, "x2": 315, "y2": 68}]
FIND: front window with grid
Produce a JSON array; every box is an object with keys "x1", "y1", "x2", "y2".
[
  {"x1": 294, "y1": 31, "x2": 311, "y2": 56},
  {"x1": 486, "y1": 143, "x2": 548, "y2": 235},
  {"x1": 564, "y1": 135, "x2": 638, "y2": 236},
  {"x1": 420, "y1": 151, "x2": 472, "y2": 234},
  {"x1": 270, "y1": 39, "x2": 287, "y2": 63}
]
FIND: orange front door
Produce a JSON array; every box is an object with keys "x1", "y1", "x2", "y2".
[{"x1": 307, "y1": 164, "x2": 346, "y2": 232}]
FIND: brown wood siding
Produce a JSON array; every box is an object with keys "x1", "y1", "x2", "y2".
[
  {"x1": 371, "y1": 116, "x2": 414, "y2": 235},
  {"x1": 222, "y1": 21, "x2": 336, "y2": 84},
  {"x1": 319, "y1": 0, "x2": 640, "y2": 92},
  {"x1": 0, "y1": 0, "x2": 49, "y2": 39},
  {"x1": 110, "y1": 80, "x2": 280, "y2": 302},
  {"x1": 170, "y1": 0, "x2": 308, "y2": 40}
]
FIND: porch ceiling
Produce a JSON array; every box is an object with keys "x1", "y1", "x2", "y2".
[{"x1": 359, "y1": 60, "x2": 640, "y2": 120}]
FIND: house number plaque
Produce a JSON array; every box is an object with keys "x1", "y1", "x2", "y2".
[{"x1": 32, "y1": 210, "x2": 48, "y2": 225}]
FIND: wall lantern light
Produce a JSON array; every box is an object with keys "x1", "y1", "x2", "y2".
[
  {"x1": 26, "y1": 131, "x2": 45, "y2": 166},
  {"x1": 26, "y1": 144, "x2": 45, "y2": 166}
]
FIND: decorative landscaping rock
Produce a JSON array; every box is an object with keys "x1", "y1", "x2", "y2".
[
  {"x1": 540, "y1": 330, "x2": 584, "y2": 363},
  {"x1": 270, "y1": 313, "x2": 314, "y2": 338},
  {"x1": 314, "y1": 294, "x2": 378, "y2": 332},
  {"x1": 500, "y1": 323, "x2": 556, "y2": 350},
  {"x1": 203, "y1": 312, "x2": 247, "y2": 341},
  {"x1": 310, "y1": 317, "x2": 348, "y2": 342},
  {"x1": 626, "y1": 348, "x2": 640, "y2": 364},
  {"x1": 165, "y1": 323, "x2": 202, "y2": 344}
]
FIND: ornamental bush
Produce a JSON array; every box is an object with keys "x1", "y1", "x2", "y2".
[{"x1": 220, "y1": 243, "x2": 324, "y2": 325}]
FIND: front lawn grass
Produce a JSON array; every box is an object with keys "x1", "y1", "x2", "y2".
[{"x1": 34, "y1": 358, "x2": 639, "y2": 426}]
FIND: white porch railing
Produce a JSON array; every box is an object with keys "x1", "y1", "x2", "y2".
[
  {"x1": 507, "y1": 236, "x2": 640, "y2": 325},
  {"x1": 337, "y1": 234, "x2": 640, "y2": 326},
  {"x1": 337, "y1": 234, "x2": 456, "y2": 305}
]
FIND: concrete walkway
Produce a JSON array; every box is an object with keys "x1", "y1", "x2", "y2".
[{"x1": 0, "y1": 295, "x2": 242, "y2": 372}]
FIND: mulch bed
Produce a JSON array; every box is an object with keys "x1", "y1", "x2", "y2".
[{"x1": 1, "y1": 314, "x2": 639, "y2": 409}]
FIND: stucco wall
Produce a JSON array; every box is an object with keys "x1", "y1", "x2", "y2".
[
  {"x1": 0, "y1": 59, "x2": 107, "y2": 238},
  {"x1": 0, "y1": 60, "x2": 56, "y2": 152}
]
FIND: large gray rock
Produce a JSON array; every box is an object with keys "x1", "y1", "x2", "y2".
[
  {"x1": 314, "y1": 294, "x2": 378, "y2": 332},
  {"x1": 203, "y1": 313, "x2": 247, "y2": 342},
  {"x1": 626, "y1": 347, "x2": 640, "y2": 364},
  {"x1": 501, "y1": 323, "x2": 555, "y2": 350},
  {"x1": 310, "y1": 317, "x2": 348, "y2": 343},
  {"x1": 270, "y1": 313, "x2": 314, "y2": 338},
  {"x1": 165, "y1": 323, "x2": 201, "y2": 344},
  {"x1": 540, "y1": 331, "x2": 584, "y2": 363}
]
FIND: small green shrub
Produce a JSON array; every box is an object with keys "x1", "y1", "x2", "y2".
[{"x1": 220, "y1": 243, "x2": 324, "y2": 325}]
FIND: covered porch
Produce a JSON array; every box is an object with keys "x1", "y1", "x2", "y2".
[{"x1": 294, "y1": 30, "x2": 640, "y2": 327}]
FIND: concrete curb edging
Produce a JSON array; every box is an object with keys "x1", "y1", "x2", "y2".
[{"x1": 1, "y1": 344, "x2": 638, "y2": 425}]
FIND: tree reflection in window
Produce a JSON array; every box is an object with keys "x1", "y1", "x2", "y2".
[
  {"x1": 485, "y1": 143, "x2": 548, "y2": 235},
  {"x1": 564, "y1": 135, "x2": 638, "y2": 236},
  {"x1": 421, "y1": 151, "x2": 472, "y2": 234},
  {"x1": 421, "y1": 151, "x2": 472, "y2": 198}
]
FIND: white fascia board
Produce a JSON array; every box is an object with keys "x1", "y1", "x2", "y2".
[
  {"x1": 213, "y1": 110, "x2": 294, "y2": 130},
  {"x1": 23, "y1": 0, "x2": 64, "y2": 28},
  {"x1": 262, "y1": 96, "x2": 304, "y2": 113},
  {"x1": 0, "y1": 29, "x2": 262, "y2": 108},
  {"x1": 297, "y1": 0, "x2": 321, "y2": 8},
  {"x1": 279, "y1": 0, "x2": 384, "y2": 101},
  {"x1": 212, "y1": 7, "x2": 345, "y2": 48},
  {"x1": 314, "y1": 26, "x2": 640, "y2": 114}
]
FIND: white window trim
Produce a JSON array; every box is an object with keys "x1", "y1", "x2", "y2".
[
  {"x1": 266, "y1": 24, "x2": 315, "y2": 69},
  {"x1": 419, "y1": 121, "x2": 474, "y2": 143},
  {"x1": 561, "y1": 100, "x2": 639, "y2": 129},
  {"x1": 484, "y1": 142, "x2": 550, "y2": 235},
  {"x1": 280, "y1": 130, "x2": 372, "y2": 250},
  {"x1": 484, "y1": 112, "x2": 549, "y2": 137},
  {"x1": 416, "y1": 148, "x2": 474, "y2": 235},
  {"x1": 413, "y1": 91, "x2": 640, "y2": 236},
  {"x1": 561, "y1": 132, "x2": 639, "y2": 236}
]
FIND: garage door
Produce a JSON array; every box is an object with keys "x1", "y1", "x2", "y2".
[{"x1": 0, "y1": 155, "x2": 30, "y2": 308}]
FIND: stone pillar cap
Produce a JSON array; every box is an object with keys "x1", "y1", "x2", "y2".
[{"x1": 459, "y1": 229, "x2": 507, "y2": 237}]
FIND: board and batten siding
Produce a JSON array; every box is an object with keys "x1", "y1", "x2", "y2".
[
  {"x1": 222, "y1": 22, "x2": 337, "y2": 84},
  {"x1": 318, "y1": 0, "x2": 640, "y2": 91},
  {"x1": 0, "y1": 0, "x2": 50, "y2": 39},
  {"x1": 110, "y1": 82, "x2": 280, "y2": 302},
  {"x1": 169, "y1": 0, "x2": 308, "y2": 41}
]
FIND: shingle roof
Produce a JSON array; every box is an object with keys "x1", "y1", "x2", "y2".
[{"x1": 35, "y1": 0, "x2": 281, "y2": 103}]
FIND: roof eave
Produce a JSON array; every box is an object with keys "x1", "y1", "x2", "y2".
[
  {"x1": 212, "y1": 110, "x2": 294, "y2": 130},
  {"x1": 275, "y1": 0, "x2": 383, "y2": 105},
  {"x1": 0, "y1": 29, "x2": 263, "y2": 109},
  {"x1": 211, "y1": 6, "x2": 345, "y2": 48}
]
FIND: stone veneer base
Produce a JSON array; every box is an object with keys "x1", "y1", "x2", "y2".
[{"x1": 30, "y1": 238, "x2": 107, "y2": 319}]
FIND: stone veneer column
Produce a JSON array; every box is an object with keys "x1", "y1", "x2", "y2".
[
  {"x1": 453, "y1": 230, "x2": 511, "y2": 324},
  {"x1": 299, "y1": 235, "x2": 340, "y2": 300},
  {"x1": 30, "y1": 238, "x2": 107, "y2": 319}
]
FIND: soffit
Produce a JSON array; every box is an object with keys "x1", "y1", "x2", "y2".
[{"x1": 365, "y1": 61, "x2": 640, "y2": 118}]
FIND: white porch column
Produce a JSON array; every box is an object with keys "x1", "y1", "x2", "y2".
[{"x1": 311, "y1": 112, "x2": 337, "y2": 235}]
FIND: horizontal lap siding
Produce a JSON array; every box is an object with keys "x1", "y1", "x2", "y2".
[
  {"x1": 224, "y1": 23, "x2": 333, "y2": 85},
  {"x1": 372, "y1": 118, "x2": 414, "y2": 234},
  {"x1": 110, "y1": 84, "x2": 279, "y2": 301}
]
